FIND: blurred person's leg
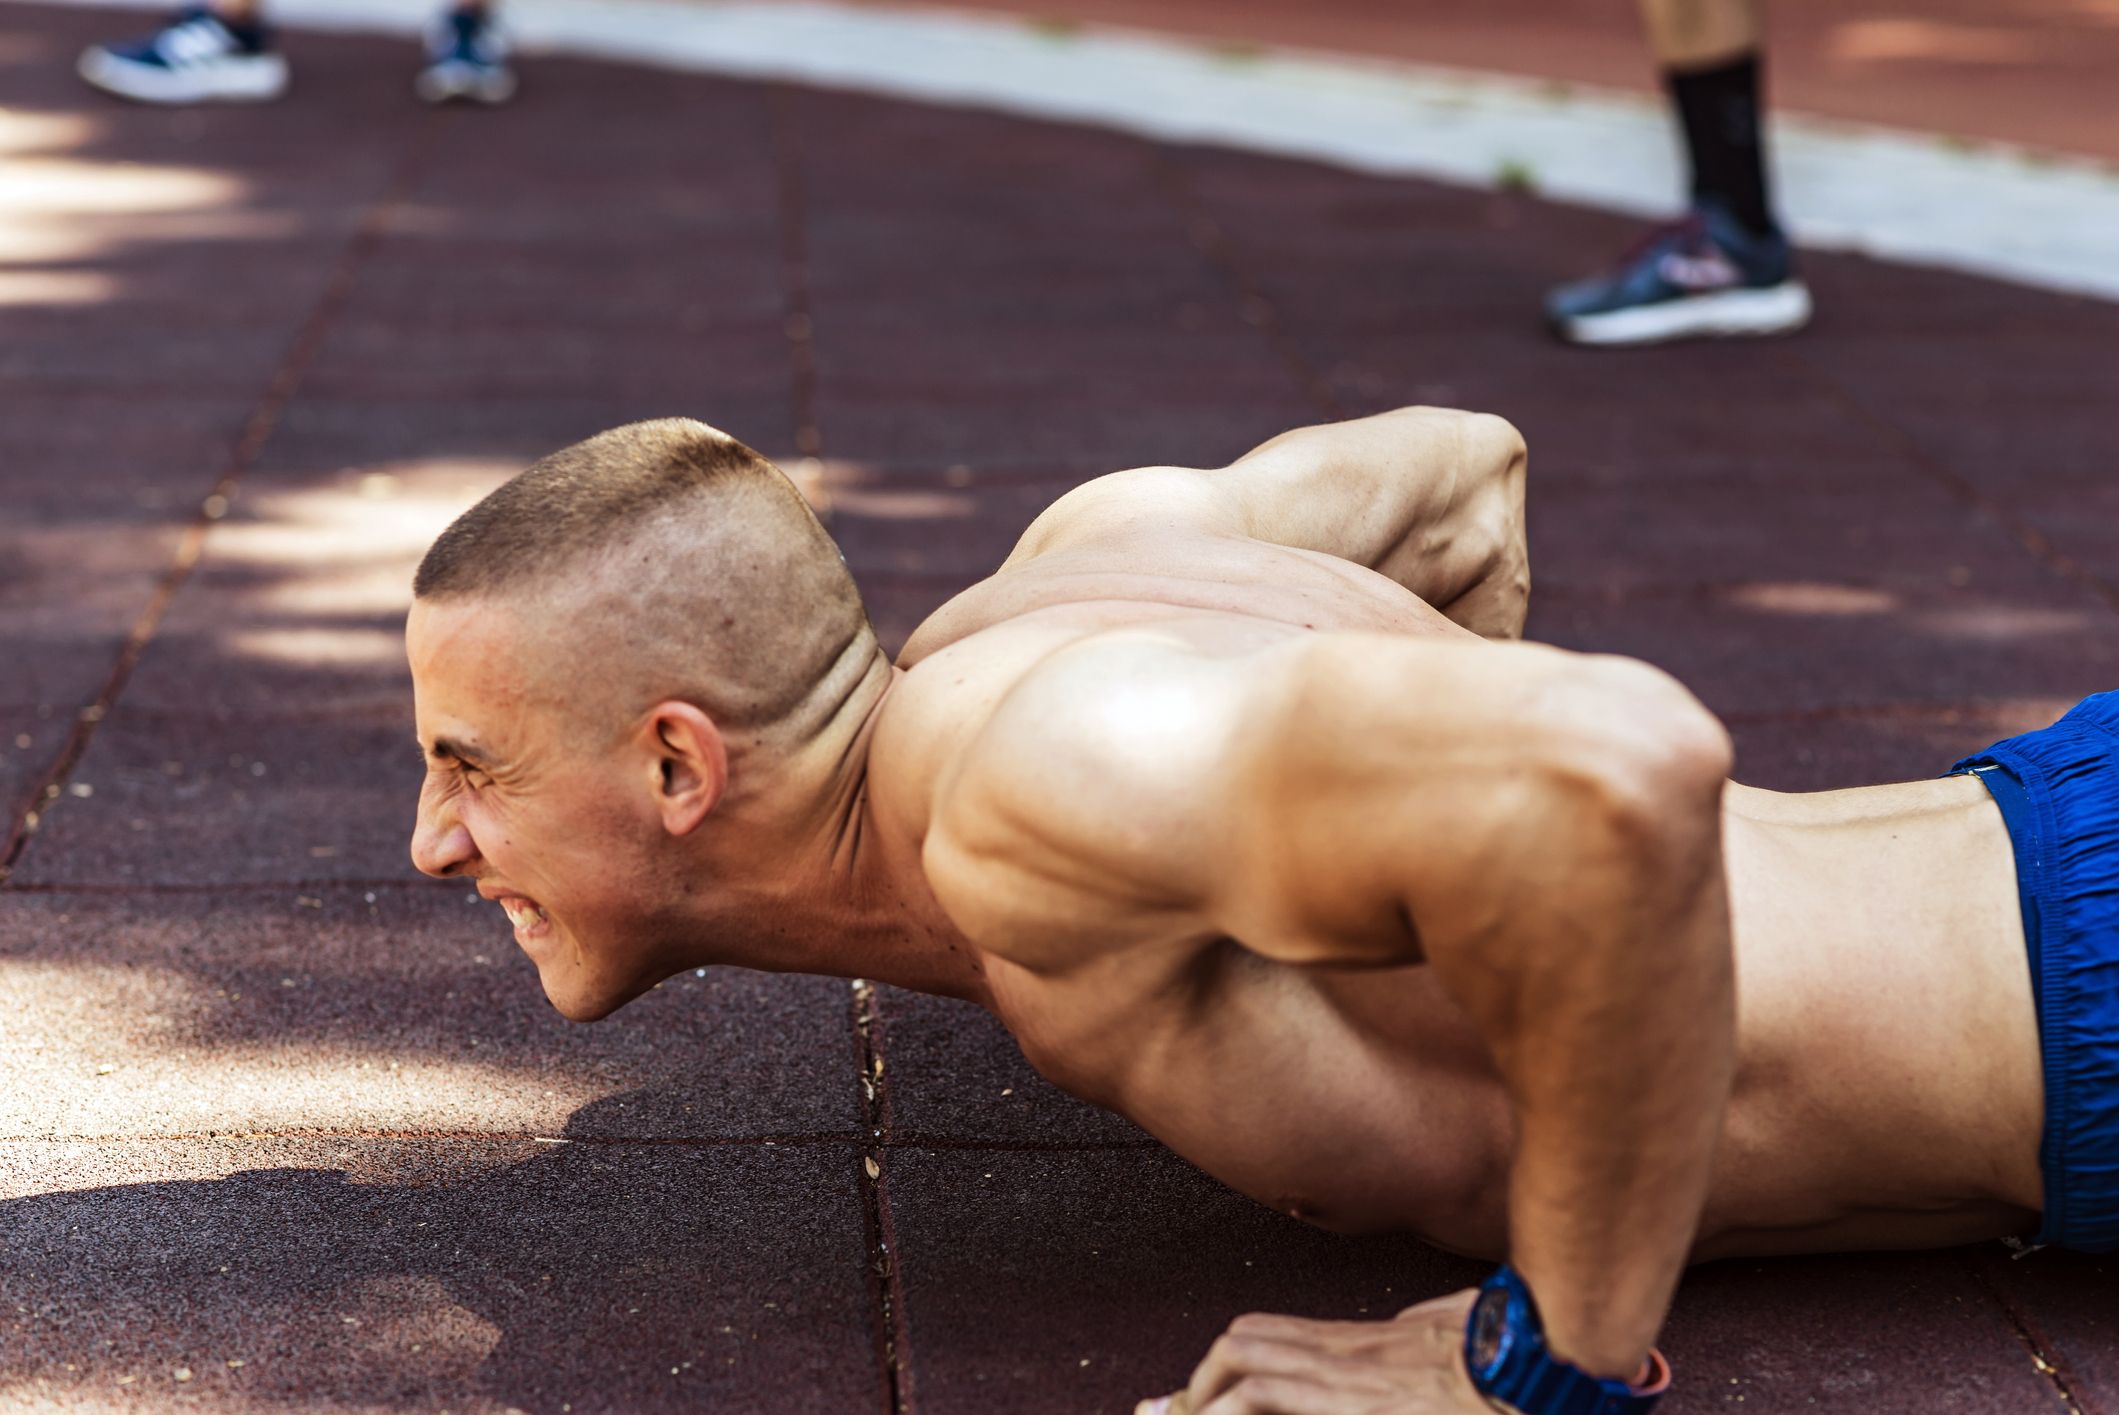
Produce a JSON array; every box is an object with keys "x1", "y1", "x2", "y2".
[
  {"x1": 1543, "y1": 0, "x2": 1810, "y2": 346},
  {"x1": 78, "y1": 1, "x2": 290, "y2": 105},
  {"x1": 417, "y1": 2, "x2": 517, "y2": 105},
  {"x1": 1642, "y1": 0, "x2": 1774, "y2": 239}
]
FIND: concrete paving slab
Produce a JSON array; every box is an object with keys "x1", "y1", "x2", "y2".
[
  {"x1": 925, "y1": 0, "x2": 2119, "y2": 165},
  {"x1": 0, "y1": 887, "x2": 864, "y2": 1141},
  {"x1": 0, "y1": 1136, "x2": 882, "y2": 1414}
]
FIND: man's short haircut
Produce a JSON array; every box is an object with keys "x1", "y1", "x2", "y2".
[{"x1": 415, "y1": 418, "x2": 871, "y2": 731}]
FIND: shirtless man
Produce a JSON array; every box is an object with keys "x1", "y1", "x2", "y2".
[{"x1": 405, "y1": 410, "x2": 2109, "y2": 1414}]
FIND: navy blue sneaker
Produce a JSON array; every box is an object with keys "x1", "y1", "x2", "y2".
[
  {"x1": 1546, "y1": 202, "x2": 1812, "y2": 347},
  {"x1": 415, "y1": 7, "x2": 516, "y2": 105},
  {"x1": 78, "y1": 7, "x2": 288, "y2": 105}
]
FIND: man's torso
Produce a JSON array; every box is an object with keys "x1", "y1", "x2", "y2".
[{"x1": 865, "y1": 492, "x2": 2045, "y2": 1259}]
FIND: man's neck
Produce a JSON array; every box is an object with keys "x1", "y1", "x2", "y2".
[{"x1": 681, "y1": 646, "x2": 993, "y2": 1006}]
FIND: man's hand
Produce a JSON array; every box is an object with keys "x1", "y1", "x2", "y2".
[{"x1": 1135, "y1": 1291, "x2": 1496, "y2": 1415}]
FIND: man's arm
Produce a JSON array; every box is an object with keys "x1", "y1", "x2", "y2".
[
  {"x1": 1213, "y1": 635, "x2": 1735, "y2": 1387},
  {"x1": 1003, "y1": 407, "x2": 1531, "y2": 639}
]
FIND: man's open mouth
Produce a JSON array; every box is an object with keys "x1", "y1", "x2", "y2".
[{"x1": 499, "y1": 897, "x2": 550, "y2": 932}]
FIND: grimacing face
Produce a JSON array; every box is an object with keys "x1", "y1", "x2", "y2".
[{"x1": 405, "y1": 598, "x2": 680, "y2": 1021}]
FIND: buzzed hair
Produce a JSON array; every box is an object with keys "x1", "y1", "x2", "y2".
[{"x1": 415, "y1": 418, "x2": 872, "y2": 732}]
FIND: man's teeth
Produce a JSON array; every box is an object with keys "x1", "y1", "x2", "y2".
[{"x1": 501, "y1": 900, "x2": 547, "y2": 928}]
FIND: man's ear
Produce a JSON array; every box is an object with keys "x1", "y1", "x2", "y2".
[{"x1": 640, "y1": 701, "x2": 727, "y2": 837}]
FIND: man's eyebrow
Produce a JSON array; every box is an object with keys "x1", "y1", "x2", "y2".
[{"x1": 422, "y1": 736, "x2": 498, "y2": 769}]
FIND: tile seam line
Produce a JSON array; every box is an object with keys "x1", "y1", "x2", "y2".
[
  {"x1": 1957, "y1": 1250, "x2": 2097, "y2": 1415},
  {"x1": 1779, "y1": 345, "x2": 2119, "y2": 621},
  {"x1": 0, "y1": 126, "x2": 439, "y2": 887},
  {"x1": 1148, "y1": 149, "x2": 1347, "y2": 424},
  {"x1": 777, "y1": 78, "x2": 898, "y2": 1411},
  {"x1": 849, "y1": 980, "x2": 907, "y2": 1414}
]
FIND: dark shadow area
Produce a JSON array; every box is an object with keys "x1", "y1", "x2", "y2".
[{"x1": 0, "y1": 1093, "x2": 884, "y2": 1413}]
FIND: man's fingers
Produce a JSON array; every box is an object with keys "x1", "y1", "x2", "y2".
[
  {"x1": 1195, "y1": 1374, "x2": 1346, "y2": 1415},
  {"x1": 1134, "y1": 1396, "x2": 1192, "y2": 1415},
  {"x1": 1184, "y1": 1321, "x2": 1336, "y2": 1409}
]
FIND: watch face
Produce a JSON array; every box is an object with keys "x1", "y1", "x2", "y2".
[{"x1": 1469, "y1": 1287, "x2": 1509, "y2": 1373}]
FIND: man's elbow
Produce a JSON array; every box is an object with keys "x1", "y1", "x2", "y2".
[{"x1": 1539, "y1": 658, "x2": 1732, "y2": 844}]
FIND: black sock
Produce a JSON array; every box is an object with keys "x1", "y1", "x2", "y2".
[
  {"x1": 1666, "y1": 51, "x2": 1776, "y2": 238},
  {"x1": 209, "y1": 9, "x2": 268, "y2": 47}
]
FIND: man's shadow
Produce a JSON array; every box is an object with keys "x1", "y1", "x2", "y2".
[{"x1": 0, "y1": 1092, "x2": 885, "y2": 1412}]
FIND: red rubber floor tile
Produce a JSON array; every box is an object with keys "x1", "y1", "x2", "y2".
[
  {"x1": 872, "y1": 986, "x2": 1151, "y2": 1147},
  {"x1": 0, "y1": 886, "x2": 865, "y2": 1141},
  {"x1": 1531, "y1": 578, "x2": 2119, "y2": 720},
  {"x1": 6, "y1": 6, "x2": 2118, "y2": 1409},
  {"x1": 0, "y1": 1136, "x2": 882, "y2": 1414},
  {"x1": 298, "y1": 315, "x2": 795, "y2": 405},
  {"x1": 1655, "y1": 1250, "x2": 2071, "y2": 1412},
  {"x1": 1722, "y1": 702, "x2": 2070, "y2": 793},
  {"x1": 255, "y1": 394, "x2": 807, "y2": 486},
  {"x1": 883, "y1": 1144, "x2": 1480, "y2": 1415},
  {"x1": 10, "y1": 711, "x2": 423, "y2": 887},
  {"x1": 829, "y1": 469, "x2": 1079, "y2": 581},
  {"x1": 1966, "y1": 1247, "x2": 2119, "y2": 1412},
  {"x1": 886, "y1": 1147, "x2": 2071, "y2": 1413},
  {"x1": 816, "y1": 396, "x2": 1323, "y2": 473},
  {"x1": 1529, "y1": 466, "x2": 2063, "y2": 597}
]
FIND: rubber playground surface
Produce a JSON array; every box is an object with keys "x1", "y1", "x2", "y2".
[{"x1": 4, "y1": 2, "x2": 2119, "y2": 1411}]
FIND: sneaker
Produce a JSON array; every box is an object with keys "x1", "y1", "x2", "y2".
[
  {"x1": 415, "y1": 8, "x2": 516, "y2": 105},
  {"x1": 1545, "y1": 201, "x2": 1813, "y2": 347},
  {"x1": 77, "y1": 7, "x2": 289, "y2": 105}
]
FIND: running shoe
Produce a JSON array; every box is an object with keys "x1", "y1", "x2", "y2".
[
  {"x1": 1545, "y1": 200, "x2": 1812, "y2": 347},
  {"x1": 415, "y1": 7, "x2": 516, "y2": 105},
  {"x1": 77, "y1": 7, "x2": 289, "y2": 105}
]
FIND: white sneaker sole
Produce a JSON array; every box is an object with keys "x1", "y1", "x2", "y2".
[
  {"x1": 78, "y1": 47, "x2": 289, "y2": 104},
  {"x1": 415, "y1": 63, "x2": 517, "y2": 105},
  {"x1": 1559, "y1": 281, "x2": 1814, "y2": 347}
]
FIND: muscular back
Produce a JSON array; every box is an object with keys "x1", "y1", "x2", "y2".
[
  {"x1": 866, "y1": 414, "x2": 1532, "y2": 1248},
  {"x1": 865, "y1": 409, "x2": 2045, "y2": 1260}
]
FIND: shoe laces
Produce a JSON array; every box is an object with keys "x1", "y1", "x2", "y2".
[{"x1": 1611, "y1": 213, "x2": 1708, "y2": 269}]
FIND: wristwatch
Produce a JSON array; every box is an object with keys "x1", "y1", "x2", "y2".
[{"x1": 1463, "y1": 1265, "x2": 1671, "y2": 1415}]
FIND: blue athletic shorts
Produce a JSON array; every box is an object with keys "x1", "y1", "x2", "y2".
[{"x1": 1954, "y1": 692, "x2": 2119, "y2": 1251}]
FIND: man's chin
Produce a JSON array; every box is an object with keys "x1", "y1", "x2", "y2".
[{"x1": 537, "y1": 966, "x2": 660, "y2": 1023}]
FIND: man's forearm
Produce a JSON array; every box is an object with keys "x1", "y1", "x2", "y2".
[
  {"x1": 1420, "y1": 664, "x2": 1737, "y2": 1378},
  {"x1": 1500, "y1": 824, "x2": 1734, "y2": 1377},
  {"x1": 1226, "y1": 407, "x2": 1529, "y2": 635}
]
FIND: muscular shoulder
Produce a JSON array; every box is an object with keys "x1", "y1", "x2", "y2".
[{"x1": 920, "y1": 628, "x2": 1281, "y2": 966}]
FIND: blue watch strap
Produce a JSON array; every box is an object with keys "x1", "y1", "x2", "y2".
[{"x1": 1464, "y1": 1266, "x2": 1668, "y2": 1415}]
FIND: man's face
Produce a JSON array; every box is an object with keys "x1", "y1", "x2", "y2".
[{"x1": 406, "y1": 597, "x2": 674, "y2": 1021}]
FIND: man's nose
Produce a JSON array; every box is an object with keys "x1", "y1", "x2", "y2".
[{"x1": 411, "y1": 793, "x2": 478, "y2": 878}]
